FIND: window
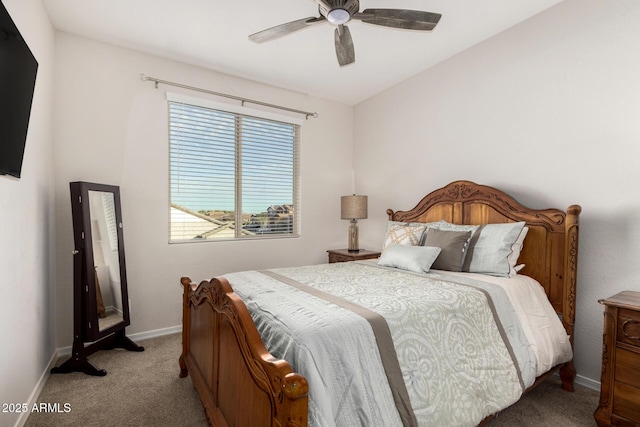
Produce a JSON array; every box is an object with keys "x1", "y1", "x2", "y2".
[{"x1": 168, "y1": 96, "x2": 300, "y2": 242}]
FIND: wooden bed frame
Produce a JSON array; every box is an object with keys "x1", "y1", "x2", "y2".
[{"x1": 179, "y1": 180, "x2": 581, "y2": 426}]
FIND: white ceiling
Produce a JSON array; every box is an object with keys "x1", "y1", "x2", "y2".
[{"x1": 42, "y1": 0, "x2": 562, "y2": 105}]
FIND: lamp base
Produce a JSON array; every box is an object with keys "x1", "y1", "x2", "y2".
[{"x1": 348, "y1": 220, "x2": 359, "y2": 252}]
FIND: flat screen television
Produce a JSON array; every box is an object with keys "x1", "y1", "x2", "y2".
[{"x1": 0, "y1": 0, "x2": 38, "y2": 179}]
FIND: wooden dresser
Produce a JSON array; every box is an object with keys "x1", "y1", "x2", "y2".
[
  {"x1": 327, "y1": 249, "x2": 380, "y2": 263},
  {"x1": 595, "y1": 291, "x2": 640, "y2": 426}
]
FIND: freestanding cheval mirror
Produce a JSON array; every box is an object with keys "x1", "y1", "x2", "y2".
[{"x1": 51, "y1": 182, "x2": 143, "y2": 376}]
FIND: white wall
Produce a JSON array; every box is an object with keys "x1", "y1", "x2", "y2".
[
  {"x1": 52, "y1": 33, "x2": 355, "y2": 346},
  {"x1": 0, "y1": 1, "x2": 55, "y2": 426},
  {"x1": 354, "y1": 0, "x2": 640, "y2": 386}
]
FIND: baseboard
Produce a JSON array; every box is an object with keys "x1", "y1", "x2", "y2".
[
  {"x1": 55, "y1": 325, "x2": 182, "y2": 357},
  {"x1": 15, "y1": 325, "x2": 182, "y2": 427},
  {"x1": 129, "y1": 325, "x2": 182, "y2": 342},
  {"x1": 14, "y1": 350, "x2": 62, "y2": 427},
  {"x1": 575, "y1": 373, "x2": 600, "y2": 392}
]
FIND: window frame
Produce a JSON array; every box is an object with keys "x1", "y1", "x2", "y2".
[{"x1": 167, "y1": 93, "x2": 301, "y2": 243}]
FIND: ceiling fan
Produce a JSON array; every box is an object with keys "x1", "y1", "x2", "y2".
[{"x1": 248, "y1": 0, "x2": 441, "y2": 67}]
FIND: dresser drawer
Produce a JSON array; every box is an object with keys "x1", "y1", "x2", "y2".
[
  {"x1": 613, "y1": 381, "x2": 640, "y2": 423},
  {"x1": 615, "y1": 347, "x2": 640, "y2": 389},
  {"x1": 611, "y1": 414, "x2": 639, "y2": 427},
  {"x1": 618, "y1": 308, "x2": 640, "y2": 348}
]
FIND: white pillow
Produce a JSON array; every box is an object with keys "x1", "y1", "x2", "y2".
[
  {"x1": 465, "y1": 222, "x2": 526, "y2": 277},
  {"x1": 508, "y1": 226, "x2": 529, "y2": 276},
  {"x1": 377, "y1": 244, "x2": 441, "y2": 274}
]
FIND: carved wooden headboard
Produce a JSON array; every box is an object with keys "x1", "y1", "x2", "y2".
[{"x1": 387, "y1": 180, "x2": 581, "y2": 341}]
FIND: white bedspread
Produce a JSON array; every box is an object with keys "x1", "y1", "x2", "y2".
[
  {"x1": 228, "y1": 269, "x2": 403, "y2": 427},
  {"x1": 432, "y1": 270, "x2": 573, "y2": 376},
  {"x1": 226, "y1": 261, "x2": 572, "y2": 427}
]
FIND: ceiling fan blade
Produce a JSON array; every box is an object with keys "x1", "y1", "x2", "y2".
[
  {"x1": 249, "y1": 16, "x2": 325, "y2": 43},
  {"x1": 334, "y1": 25, "x2": 355, "y2": 67},
  {"x1": 354, "y1": 9, "x2": 441, "y2": 31}
]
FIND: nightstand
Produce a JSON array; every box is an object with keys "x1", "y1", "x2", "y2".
[
  {"x1": 327, "y1": 249, "x2": 381, "y2": 263},
  {"x1": 595, "y1": 291, "x2": 640, "y2": 427}
]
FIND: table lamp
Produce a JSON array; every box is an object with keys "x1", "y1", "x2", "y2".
[{"x1": 341, "y1": 195, "x2": 368, "y2": 252}]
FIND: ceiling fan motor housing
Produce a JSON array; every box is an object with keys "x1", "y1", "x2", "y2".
[{"x1": 318, "y1": 0, "x2": 360, "y2": 23}]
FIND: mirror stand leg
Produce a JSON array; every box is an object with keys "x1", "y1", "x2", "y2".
[
  {"x1": 104, "y1": 329, "x2": 145, "y2": 352},
  {"x1": 50, "y1": 339, "x2": 107, "y2": 376},
  {"x1": 50, "y1": 357, "x2": 107, "y2": 376}
]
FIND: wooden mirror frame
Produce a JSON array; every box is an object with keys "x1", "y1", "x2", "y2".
[{"x1": 51, "y1": 181, "x2": 143, "y2": 376}]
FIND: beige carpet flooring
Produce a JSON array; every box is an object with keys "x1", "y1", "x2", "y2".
[{"x1": 26, "y1": 333, "x2": 599, "y2": 426}]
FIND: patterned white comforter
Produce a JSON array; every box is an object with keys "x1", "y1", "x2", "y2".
[{"x1": 226, "y1": 261, "x2": 571, "y2": 427}]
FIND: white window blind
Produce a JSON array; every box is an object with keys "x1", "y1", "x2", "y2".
[
  {"x1": 102, "y1": 193, "x2": 119, "y2": 252},
  {"x1": 168, "y1": 99, "x2": 300, "y2": 242}
]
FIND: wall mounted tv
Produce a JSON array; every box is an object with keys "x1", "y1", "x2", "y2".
[{"x1": 0, "y1": 0, "x2": 38, "y2": 179}]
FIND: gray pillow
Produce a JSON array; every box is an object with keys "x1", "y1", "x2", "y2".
[
  {"x1": 423, "y1": 228, "x2": 472, "y2": 272},
  {"x1": 464, "y1": 222, "x2": 526, "y2": 277},
  {"x1": 421, "y1": 221, "x2": 479, "y2": 260},
  {"x1": 378, "y1": 244, "x2": 441, "y2": 274}
]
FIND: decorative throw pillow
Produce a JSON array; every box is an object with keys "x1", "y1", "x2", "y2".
[
  {"x1": 377, "y1": 244, "x2": 441, "y2": 274},
  {"x1": 417, "y1": 220, "x2": 446, "y2": 244},
  {"x1": 422, "y1": 221, "x2": 479, "y2": 258},
  {"x1": 464, "y1": 222, "x2": 526, "y2": 277},
  {"x1": 423, "y1": 228, "x2": 473, "y2": 272},
  {"x1": 382, "y1": 222, "x2": 428, "y2": 250}
]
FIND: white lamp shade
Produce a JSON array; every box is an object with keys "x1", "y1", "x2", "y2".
[{"x1": 341, "y1": 195, "x2": 368, "y2": 220}]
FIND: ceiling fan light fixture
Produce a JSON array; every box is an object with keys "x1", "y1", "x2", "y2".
[
  {"x1": 327, "y1": 8, "x2": 350, "y2": 25},
  {"x1": 248, "y1": 1, "x2": 441, "y2": 66}
]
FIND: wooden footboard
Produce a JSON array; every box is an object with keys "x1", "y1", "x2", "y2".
[{"x1": 179, "y1": 276, "x2": 309, "y2": 427}]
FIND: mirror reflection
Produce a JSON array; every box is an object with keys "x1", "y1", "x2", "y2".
[{"x1": 88, "y1": 190, "x2": 124, "y2": 331}]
